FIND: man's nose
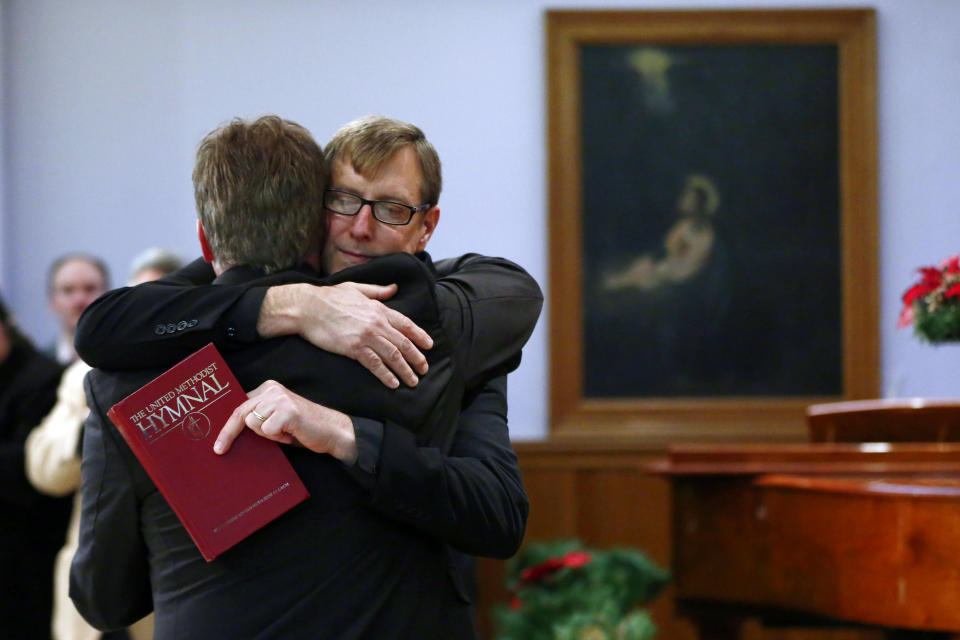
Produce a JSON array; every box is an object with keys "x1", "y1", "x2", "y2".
[
  {"x1": 74, "y1": 291, "x2": 100, "y2": 308},
  {"x1": 349, "y1": 205, "x2": 376, "y2": 239}
]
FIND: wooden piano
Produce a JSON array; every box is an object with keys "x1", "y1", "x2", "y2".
[{"x1": 651, "y1": 440, "x2": 960, "y2": 639}]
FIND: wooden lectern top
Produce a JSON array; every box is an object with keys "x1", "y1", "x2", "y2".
[
  {"x1": 807, "y1": 397, "x2": 960, "y2": 443},
  {"x1": 653, "y1": 442, "x2": 960, "y2": 636},
  {"x1": 648, "y1": 441, "x2": 960, "y2": 476}
]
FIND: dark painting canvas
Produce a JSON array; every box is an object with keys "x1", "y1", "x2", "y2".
[{"x1": 581, "y1": 44, "x2": 842, "y2": 398}]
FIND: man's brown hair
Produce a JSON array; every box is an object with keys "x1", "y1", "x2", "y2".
[{"x1": 193, "y1": 115, "x2": 327, "y2": 273}]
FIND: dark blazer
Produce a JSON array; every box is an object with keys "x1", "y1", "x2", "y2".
[
  {"x1": 73, "y1": 252, "x2": 541, "y2": 557},
  {"x1": 71, "y1": 254, "x2": 539, "y2": 639}
]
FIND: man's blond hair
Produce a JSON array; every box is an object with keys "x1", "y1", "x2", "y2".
[
  {"x1": 324, "y1": 115, "x2": 441, "y2": 207},
  {"x1": 193, "y1": 115, "x2": 327, "y2": 273}
]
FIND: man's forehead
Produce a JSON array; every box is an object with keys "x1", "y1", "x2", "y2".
[
  {"x1": 53, "y1": 259, "x2": 105, "y2": 284},
  {"x1": 331, "y1": 149, "x2": 421, "y2": 199}
]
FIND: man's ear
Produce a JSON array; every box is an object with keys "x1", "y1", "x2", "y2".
[
  {"x1": 197, "y1": 220, "x2": 215, "y2": 263},
  {"x1": 416, "y1": 206, "x2": 440, "y2": 253}
]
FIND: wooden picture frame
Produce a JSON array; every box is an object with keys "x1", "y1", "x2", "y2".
[{"x1": 547, "y1": 9, "x2": 878, "y2": 442}]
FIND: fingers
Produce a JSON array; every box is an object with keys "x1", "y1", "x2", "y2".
[
  {"x1": 255, "y1": 409, "x2": 294, "y2": 445},
  {"x1": 215, "y1": 401, "x2": 256, "y2": 454},
  {"x1": 357, "y1": 330, "x2": 431, "y2": 388},
  {"x1": 214, "y1": 381, "x2": 291, "y2": 454},
  {"x1": 305, "y1": 281, "x2": 433, "y2": 387},
  {"x1": 343, "y1": 282, "x2": 433, "y2": 351},
  {"x1": 348, "y1": 282, "x2": 398, "y2": 301},
  {"x1": 375, "y1": 333, "x2": 422, "y2": 386},
  {"x1": 386, "y1": 308, "x2": 433, "y2": 353},
  {"x1": 345, "y1": 303, "x2": 429, "y2": 388},
  {"x1": 355, "y1": 348, "x2": 401, "y2": 389}
]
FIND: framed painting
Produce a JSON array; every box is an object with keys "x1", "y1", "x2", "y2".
[{"x1": 547, "y1": 9, "x2": 878, "y2": 441}]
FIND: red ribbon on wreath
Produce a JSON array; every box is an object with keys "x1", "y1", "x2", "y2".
[{"x1": 519, "y1": 551, "x2": 592, "y2": 584}]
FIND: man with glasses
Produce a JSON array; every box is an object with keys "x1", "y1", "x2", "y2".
[{"x1": 74, "y1": 115, "x2": 541, "y2": 638}]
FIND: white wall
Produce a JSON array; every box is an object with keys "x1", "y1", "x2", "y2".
[
  {"x1": 0, "y1": 0, "x2": 8, "y2": 281},
  {"x1": 2, "y1": 0, "x2": 959, "y2": 440}
]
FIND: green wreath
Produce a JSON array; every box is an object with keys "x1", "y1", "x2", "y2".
[{"x1": 494, "y1": 539, "x2": 670, "y2": 640}]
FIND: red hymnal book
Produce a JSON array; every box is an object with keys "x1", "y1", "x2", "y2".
[{"x1": 107, "y1": 342, "x2": 309, "y2": 561}]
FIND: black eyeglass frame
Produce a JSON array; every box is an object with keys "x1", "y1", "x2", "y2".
[{"x1": 323, "y1": 189, "x2": 432, "y2": 226}]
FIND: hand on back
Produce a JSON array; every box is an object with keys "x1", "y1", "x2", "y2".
[{"x1": 258, "y1": 282, "x2": 433, "y2": 389}]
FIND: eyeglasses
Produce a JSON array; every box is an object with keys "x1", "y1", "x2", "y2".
[{"x1": 323, "y1": 189, "x2": 431, "y2": 226}]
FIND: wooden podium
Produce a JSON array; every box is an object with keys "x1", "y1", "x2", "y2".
[{"x1": 651, "y1": 443, "x2": 960, "y2": 639}]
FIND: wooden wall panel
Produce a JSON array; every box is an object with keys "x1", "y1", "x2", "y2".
[{"x1": 522, "y1": 469, "x2": 579, "y2": 539}]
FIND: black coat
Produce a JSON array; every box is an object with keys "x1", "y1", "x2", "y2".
[
  {"x1": 71, "y1": 253, "x2": 541, "y2": 639},
  {"x1": 0, "y1": 339, "x2": 71, "y2": 639}
]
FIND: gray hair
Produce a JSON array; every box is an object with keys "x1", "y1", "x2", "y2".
[
  {"x1": 46, "y1": 253, "x2": 110, "y2": 295},
  {"x1": 128, "y1": 247, "x2": 183, "y2": 282}
]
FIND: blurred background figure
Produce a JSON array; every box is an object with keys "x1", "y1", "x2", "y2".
[
  {"x1": 46, "y1": 255, "x2": 109, "y2": 365},
  {"x1": 25, "y1": 248, "x2": 181, "y2": 640},
  {"x1": 604, "y1": 173, "x2": 720, "y2": 291},
  {"x1": 1, "y1": 292, "x2": 72, "y2": 640},
  {"x1": 127, "y1": 247, "x2": 183, "y2": 286}
]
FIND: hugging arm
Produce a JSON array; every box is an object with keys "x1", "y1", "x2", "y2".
[
  {"x1": 74, "y1": 258, "x2": 430, "y2": 386},
  {"x1": 350, "y1": 375, "x2": 527, "y2": 558},
  {"x1": 432, "y1": 253, "x2": 542, "y2": 387},
  {"x1": 74, "y1": 258, "x2": 256, "y2": 370},
  {"x1": 75, "y1": 253, "x2": 542, "y2": 388}
]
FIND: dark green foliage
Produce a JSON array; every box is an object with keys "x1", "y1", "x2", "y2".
[
  {"x1": 914, "y1": 300, "x2": 960, "y2": 343},
  {"x1": 494, "y1": 539, "x2": 670, "y2": 640}
]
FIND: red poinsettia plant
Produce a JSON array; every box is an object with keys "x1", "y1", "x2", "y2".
[{"x1": 898, "y1": 254, "x2": 960, "y2": 343}]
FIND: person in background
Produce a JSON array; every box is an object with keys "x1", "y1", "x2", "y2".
[
  {"x1": 26, "y1": 248, "x2": 182, "y2": 640},
  {"x1": 46, "y1": 254, "x2": 109, "y2": 364},
  {"x1": 0, "y1": 292, "x2": 72, "y2": 640},
  {"x1": 127, "y1": 248, "x2": 184, "y2": 285}
]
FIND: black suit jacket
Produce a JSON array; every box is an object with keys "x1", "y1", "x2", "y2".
[
  {"x1": 71, "y1": 255, "x2": 538, "y2": 639},
  {"x1": 73, "y1": 252, "x2": 541, "y2": 557}
]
